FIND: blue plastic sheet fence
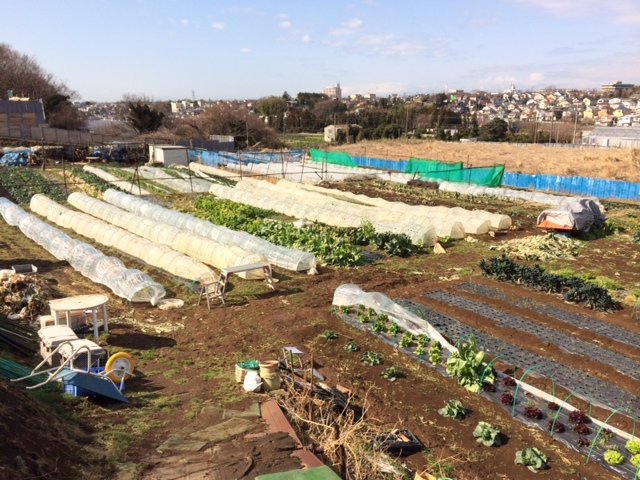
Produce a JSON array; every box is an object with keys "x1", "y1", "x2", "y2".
[
  {"x1": 502, "y1": 172, "x2": 640, "y2": 201},
  {"x1": 189, "y1": 149, "x2": 304, "y2": 167},
  {"x1": 351, "y1": 156, "x2": 408, "y2": 171}
]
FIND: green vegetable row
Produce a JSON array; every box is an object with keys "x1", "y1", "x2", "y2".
[
  {"x1": 479, "y1": 255, "x2": 619, "y2": 311},
  {"x1": 0, "y1": 167, "x2": 66, "y2": 204},
  {"x1": 193, "y1": 196, "x2": 417, "y2": 267}
]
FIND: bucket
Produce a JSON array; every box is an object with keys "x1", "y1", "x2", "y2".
[
  {"x1": 262, "y1": 371, "x2": 281, "y2": 391},
  {"x1": 235, "y1": 360, "x2": 259, "y2": 383},
  {"x1": 259, "y1": 360, "x2": 279, "y2": 377}
]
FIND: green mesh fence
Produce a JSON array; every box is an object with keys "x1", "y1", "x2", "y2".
[
  {"x1": 310, "y1": 149, "x2": 357, "y2": 168},
  {"x1": 404, "y1": 157, "x2": 463, "y2": 175},
  {"x1": 419, "y1": 164, "x2": 505, "y2": 187}
]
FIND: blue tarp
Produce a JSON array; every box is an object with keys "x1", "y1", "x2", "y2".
[
  {"x1": 0, "y1": 150, "x2": 30, "y2": 167},
  {"x1": 502, "y1": 172, "x2": 640, "y2": 201}
]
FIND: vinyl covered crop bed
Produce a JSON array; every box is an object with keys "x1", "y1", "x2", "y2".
[
  {"x1": 67, "y1": 192, "x2": 265, "y2": 278},
  {"x1": 424, "y1": 290, "x2": 640, "y2": 382},
  {"x1": 458, "y1": 282, "x2": 640, "y2": 348},
  {"x1": 208, "y1": 178, "x2": 512, "y2": 245},
  {"x1": 30, "y1": 194, "x2": 215, "y2": 283},
  {"x1": 102, "y1": 189, "x2": 317, "y2": 272}
]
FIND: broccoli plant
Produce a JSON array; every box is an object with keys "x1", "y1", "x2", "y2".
[
  {"x1": 438, "y1": 400, "x2": 467, "y2": 420},
  {"x1": 515, "y1": 447, "x2": 548, "y2": 472},
  {"x1": 428, "y1": 341, "x2": 442, "y2": 365},
  {"x1": 473, "y1": 421, "x2": 502, "y2": 447}
]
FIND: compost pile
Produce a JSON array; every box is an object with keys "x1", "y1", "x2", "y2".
[
  {"x1": 489, "y1": 233, "x2": 581, "y2": 261},
  {"x1": 0, "y1": 274, "x2": 55, "y2": 321}
]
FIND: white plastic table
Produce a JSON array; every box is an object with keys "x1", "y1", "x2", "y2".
[{"x1": 49, "y1": 294, "x2": 109, "y2": 341}]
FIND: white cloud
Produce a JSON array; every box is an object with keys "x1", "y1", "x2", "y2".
[
  {"x1": 529, "y1": 72, "x2": 544, "y2": 84},
  {"x1": 279, "y1": 20, "x2": 292, "y2": 29},
  {"x1": 508, "y1": 0, "x2": 640, "y2": 25},
  {"x1": 211, "y1": 21, "x2": 225, "y2": 30},
  {"x1": 342, "y1": 82, "x2": 411, "y2": 96},
  {"x1": 240, "y1": 47, "x2": 251, "y2": 53},
  {"x1": 329, "y1": 17, "x2": 364, "y2": 36},
  {"x1": 179, "y1": 19, "x2": 189, "y2": 26},
  {"x1": 301, "y1": 34, "x2": 312, "y2": 44}
]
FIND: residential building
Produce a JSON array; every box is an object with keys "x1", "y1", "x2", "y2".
[{"x1": 323, "y1": 83, "x2": 342, "y2": 101}]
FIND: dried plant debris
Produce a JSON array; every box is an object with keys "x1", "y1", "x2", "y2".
[{"x1": 489, "y1": 233, "x2": 581, "y2": 261}]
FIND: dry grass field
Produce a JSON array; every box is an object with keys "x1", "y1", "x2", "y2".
[{"x1": 331, "y1": 139, "x2": 640, "y2": 182}]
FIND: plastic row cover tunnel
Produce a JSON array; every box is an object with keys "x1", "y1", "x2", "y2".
[
  {"x1": 438, "y1": 181, "x2": 604, "y2": 209},
  {"x1": 209, "y1": 179, "x2": 438, "y2": 245},
  {"x1": 0, "y1": 197, "x2": 165, "y2": 304},
  {"x1": 67, "y1": 192, "x2": 265, "y2": 279},
  {"x1": 102, "y1": 189, "x2": 317, "y2": 273},
  {"x1": 30, "y1": 195, "x2": 216, "y2": 283},
  {"x1": 282, "y1": 180, "x2": 512, "y2": 233}
]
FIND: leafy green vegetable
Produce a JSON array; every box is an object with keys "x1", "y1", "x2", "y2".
[
  {"x1": 479, "y1": 255, "x2": 619, "y2": 311},
  {"x1": 372, "y1": 318, "x2": 388, "y2": 333},
  {"x1": 631, "y1": 454, "x2": 640, "y2": 467},
  {"x1": 381, "y1": 367, "x2": 398, "y2": 382},
  {"x1": 399, "y1": 332, "x2": 414, "y2": 348},
  {"x1": 473, "y1": 421, "x2": 502, "y2": 447},
  {"x1": 428, "y1": 341, "x2": 442, "y2": 365},
  {"x1": 414, "y1": 343, "x2": 425, "y2": 357},
  {"x1": 388, "y1": 322, "x2": 401, "y2": 336},
  {"x1": 626, "y1": 439, "x2": 640, "y2": 455},
  {"x1": 603, "y1": 449, "x2": 624, "y2": 465},
  {"x1": 446, "y1": 336, "x2": 494, "y2": 393},
  {"x1": 515, "y1": 447, "x2": 548, "y2": 472},
  {"x1": 361, "y1": 351, "x2": 382, "y2": 366},
  {"x1": 438, "y1": 400, "x2": 467, "y2": 420},
  {"x1": 0, "y1": 167, "x2": 66, "y2": 204},
  {"x1": 321, "y1": 329, "x2": 338, "y2": 340},
  {"x1": 344, "y1": 340, "x2": 359, "y2": 352}
]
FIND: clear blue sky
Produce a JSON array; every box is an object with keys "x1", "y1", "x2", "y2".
[{"x1": 3, "y1": 0, "x2": 639, "y2": 102}]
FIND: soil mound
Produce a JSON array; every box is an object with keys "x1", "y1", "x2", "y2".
[{"x1": 0, "y1": 379, "x2": 103, "y2": 479}]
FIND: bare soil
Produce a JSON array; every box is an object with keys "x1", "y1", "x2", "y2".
[{"x1": 331, "y1": 139, "x2": 640, "y2": 182}]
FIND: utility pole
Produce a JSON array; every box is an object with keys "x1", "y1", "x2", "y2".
[{"x1": 572, "y1": 109, "x2": 579, "y2": 145}]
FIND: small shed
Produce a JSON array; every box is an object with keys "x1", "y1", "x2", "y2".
[{"x1": 148, "y1": 145, "x2": 189, "y2": 166}]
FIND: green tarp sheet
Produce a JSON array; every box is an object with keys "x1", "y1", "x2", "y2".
[
  {"x1": 404, "y1": 157, "x2": 463, "y2": 175},
  {"x1": 418, "y1": 164, "x2": 505, "y2": 187},
  {"x1": 256, "y1": 466, "x2": 341, "y2": 480},
  {"x1": 309, "y1": 149, "x2": 357, "y2": 168}
]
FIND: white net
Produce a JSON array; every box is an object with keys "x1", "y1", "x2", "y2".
[
  {"x1": 82, "y1": 165, "x2": 152, "y2": 196},
  {"x1": 129, "y1": 166, "x2": 211, "y2": 193},
  {"x1": 102, "y1": 189, "x2": 317, "y2": 272},
  {"x1": 438, "y1": 181, "x2": 604, "y2": 210},
  {"x1": 67, "y1": 192, "x2": 266, "y2": 279},
  {"x1": 0, "y1": 197, "x2": 165, "y2": 304},
  {"x1": 30, "y1": 195, "x2": 216, "y2": 283}
]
